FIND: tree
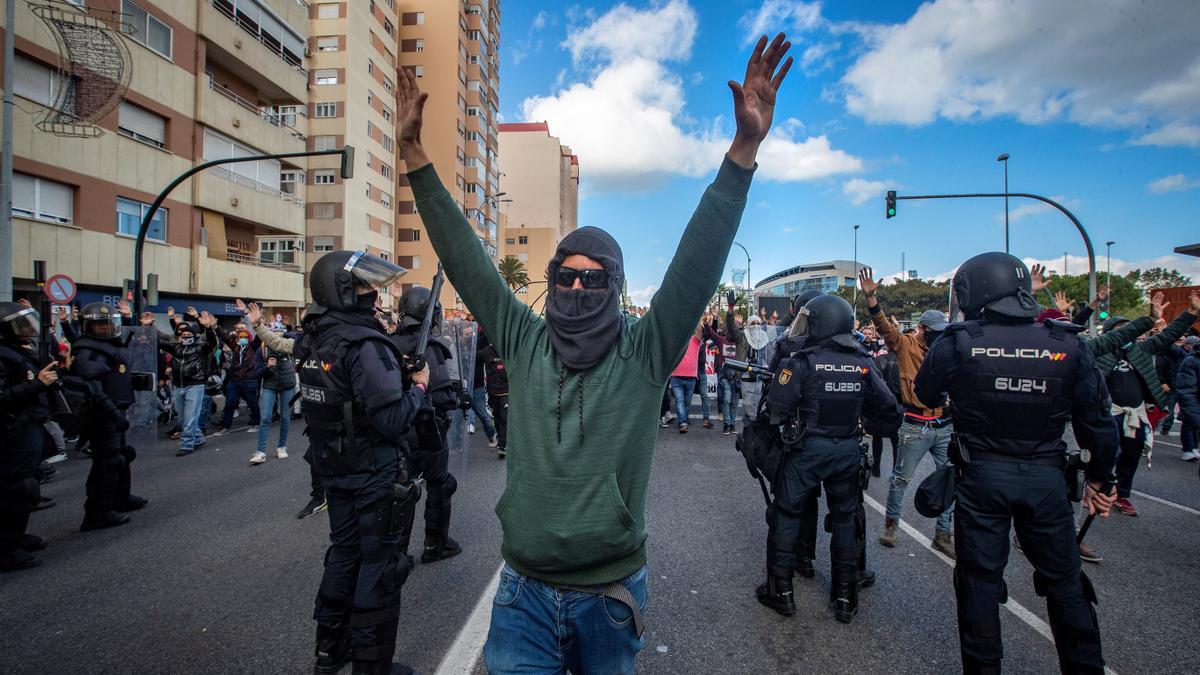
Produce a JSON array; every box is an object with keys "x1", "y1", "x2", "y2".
[
  {"x1": 498, "y1": 255, "x2": 530, "y2": 291},
  {"x1": 1125, "y1": 267, "x2": 1192, "y2": 292},
  {"x1": 836, "y1": 278, "x2": 950, "y2": 324},
  {"x1": 1045, "y1": 273, "x2": 1143, "y2": 317}
]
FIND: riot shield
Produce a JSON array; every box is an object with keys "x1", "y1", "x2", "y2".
[
  {"x1": 437, "y1": 318, "x2": 477, "y2": 482},
  {"x1": 740, "y1": 325, "x2": 785, "y2": 421},
  {"x1": 123, "y1": 326, "x2": 159, "y2": 454}
]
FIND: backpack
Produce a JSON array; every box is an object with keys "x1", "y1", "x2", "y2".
[{"x1": 482, "y1": 345, "x2": 508, "y2": 396}]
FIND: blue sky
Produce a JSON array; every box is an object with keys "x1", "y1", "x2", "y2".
[{"x1": 498, "y1": 0, "x2": 1200, "y2": 304}]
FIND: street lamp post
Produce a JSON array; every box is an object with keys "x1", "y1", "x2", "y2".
[
  {"x1": 733, "y1": 241, "x2": 751, "y2": 310},
  {"x1": 853, "y1": 224, "x2": 860, "y2": 306},
  {"x1": 1105, "y1": 240, "x2": 1115, "y2": 287},
  {"x1": 997, "y1": 153, "x2": 1010, "y2": 253}
]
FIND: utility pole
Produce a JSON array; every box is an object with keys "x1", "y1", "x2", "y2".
[
  {"x1": 852, "y1": 225, "x2": 860, "y2": 306},
  {"x1": 1, "y1": 0, "x2": 16, "y2": 301},
  {"x1": 997, "y1": 153, "x2": 1010, "y2": 253}
]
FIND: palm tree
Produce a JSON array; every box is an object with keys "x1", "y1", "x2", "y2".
[{"x1": 498, "y1": 255, "x2": 531, "y2": 291}]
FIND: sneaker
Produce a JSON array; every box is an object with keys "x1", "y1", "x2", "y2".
[
  {"x1": 488, "y1": 436, "x2": 498, "y2": 449},
  {"x1": 176, "y1": 448, "x2": 194, "y2": 457},
  {"x1": 1181, "y1": 451, "x2": 1200, "y2": 462},
  {"x1": 80, "y1": 511, "x2": 130, "y2": 532},
  {"x1": 249, "y1": 451, "x2": 267, "y2": 465},
  {"x1": 1114, "y1": 497, "x2": 1138, "y2": 517},
  {"x1": 497, "y1": 447, "x2": 507, "y2": 459},
  {"x1": 469, "y1": 423, "x2": 476, "y2": 435},
  {"x1": 723, "y1": 424, "x2": 732, "y2": 436},
  {"x1": 702, "y1": 420, "x2": 714, "y2": 429},
  {"x1": 276, "y1": 447, "x2": 289, "y2": 459},
  {"x1": 679, "y1": 423, "x2": 689, "y2": 434},
  {"x1": 169, "y1": 431, "x2": 181, "y2": 440},
  {"x1": 1078, "y1": 543, "x2": 1103, "y2": 564},
  {"x1": 46, "y1": 452, "x2": 68, "y2": 464},
  {"x1": 211, "y1": 428, "x2": 228, "y2": 437},
  {"x1": 246, "y1": 425, "x2": 260, "y2": 433},
  {"x1": 879, "y1": 519, "x2": 898, "y2": 547},
  {"x1": 932, "y1": 531, "x2": 957, "y2": 560},
  {"x1": 297, "y1": 497, "x2": 328, "y2": 520},
  {"x1": 660, "y1": 416, "x2": 670, "y2": 428}
]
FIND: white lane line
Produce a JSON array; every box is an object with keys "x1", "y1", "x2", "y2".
[
  {"x1": 434, "y1": 562, "x2": 503, "y2": 675},
  {"x1": 1131, "y1": 490, "x2": 1200, "y2": 516}
]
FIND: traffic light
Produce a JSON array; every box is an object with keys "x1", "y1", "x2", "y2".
[
  {"x1": 886, "y1": 191, "x2": 897, "y2": 219},
  {"x1": 1098, "y1": 298, "x2": 1109, "y2": 321}
]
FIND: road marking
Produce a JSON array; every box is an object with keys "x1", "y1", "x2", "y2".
[
  {"x1": 1131, "y1": 490, "x2": 1200, "y2": 516},
  {"x1": 434, "y1": 562, "x2": 503, "y2": 675},
  {"x1": 861, "y1": 493, "x2": 1119, "y2": 675}
]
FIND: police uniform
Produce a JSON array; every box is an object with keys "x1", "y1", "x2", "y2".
[
  {"x1": 0, "y1": 303, "x2": 52, "y2": 571},
  {"x1": 297, "y1": 250, "x2": 424, "y2": 675},
  {"x1": 914, "y1": 252, "x2": 1118, "y2": 674},
  {"x1": 69, "y1": 304, "x2": 149, "y2": 531},
  {"x1": 758, "y1": 296, "x2": 900, "y2": 623}
]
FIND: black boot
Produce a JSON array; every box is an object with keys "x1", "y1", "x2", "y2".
[
  {"x1": 20, "y1": 534, "x2": 46, "y2": 552},
  {"x1": 33, "y1": 496, "x2": 56, "y2": 511},
  {"x1": 0, "y1": 548, "x2": 40, "y2": 572},
  {"x1": 313, "y1": 623, "x2": 350, "y2": 674},
  {"x1": 421, "y1": 535, "x2": 462, "y2": 563},
  {"x1": 756, "y1": 571, "x2": 796, "y2": 616},
  {"x1": 795, "y1": 558, "x2": 815, "y2": 579},
  {"x1": 831, "y1": 579, "x2": 858, "y2": 624},
  {"x1": 114, "y1": 495, "x2": 149, "y2": 512},
  {"x1": 857, "y1": 569, "x2": 876, "y2": 589},
  {"x1": 352, "y1": 660, "x2": 414, "y2": 675},
  {"x1": 80, "y1": 511, "x2": 130, "y2": 532}
]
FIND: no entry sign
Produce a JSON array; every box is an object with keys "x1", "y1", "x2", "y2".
[{"x1": 44, "y1": 274, "x2": 78, "y2": 305}]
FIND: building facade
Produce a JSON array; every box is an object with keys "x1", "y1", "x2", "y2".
[
  {"x1": 753, "y1": 260, "x2": 863, "y2": 300},
  {"x1": 5, "y1": 0, "x2": 312, "y2": 321},
  {"x1": 496, "y1": 121, "x2": 578, "y2": 312}
]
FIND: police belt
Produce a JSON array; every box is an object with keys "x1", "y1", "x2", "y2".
[
  {"x1": 552, "y1": 581, "x2": 645, "y2": 638},
  {"x1": 963, "y1": 449, "x2": 1066, "y2": 469}
]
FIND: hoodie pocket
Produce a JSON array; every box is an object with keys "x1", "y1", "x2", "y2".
[{"x1": 497, "y1": 470, "x2": 642, "y2": 574}]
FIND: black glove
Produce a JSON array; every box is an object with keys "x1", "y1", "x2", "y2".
[{"x1": 725, "y1": 289, "x2": 737, "y2": 307}]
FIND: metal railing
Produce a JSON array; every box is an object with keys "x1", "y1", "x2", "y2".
[
  {"x1": 208, "y1": 80, "x2": 306, "y2": 141},
  {"x1": 226, "y1": 250, "x2": 302, "y2": 273},
  {"x1": 211, "y1": 1, "x2": 308, "y2": 76},
  {"x1": 208, "y1": 164, "x2": 306, "y2": 206}
]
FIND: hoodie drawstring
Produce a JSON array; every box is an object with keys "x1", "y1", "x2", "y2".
[{"x1": 555, "y1": 364, "x2": 586, "y2": 444}]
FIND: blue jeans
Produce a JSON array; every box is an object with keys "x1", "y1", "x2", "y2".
[
  {"x1": 698, "y1": 378, "x2": 712, "y2": 421},
  {"x1": 257, "y1": 386, "x2": 296, "y2": 453},
  {"x1": 719, "y1": 377, "x2": 740, "y2": 423},
  {"x1": 220, "y1": 378, "x2": 261, "y2": 429},
  {"x1": 669, "y1": 376, "x2": 696, "y2": 428},
  {"x1": 469, "y1": 386, "x2": 497, "y2": 439},
  {"x1": 173, "y1": 384, "x2": 205, "y2": 451},
  {"x1": 483, "y1": 563, "x2": 648, "y2": 674},
  {"x1": 199, "y1": 393, "x2": 212, "y2": 431},
  {"x1": 885, "y1": 419, "x2": 955, "y2": 533}
]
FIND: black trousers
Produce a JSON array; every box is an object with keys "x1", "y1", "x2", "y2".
[
  {"x1": 769, "y1": 436, "x2": 861, "y2": 584},
  {"x1": 955, "y1": 460, "x2": 1103, "y2": 674},
  {"x1": 409, "y1": 427, "x2": 457, "y2": 548},
  {"x1": 488, "y1": 395, "x2": 508, "y2": 450},
  {"x1": 304, "y1": 447, "x2": 325, "y2": 501},
  {"x1": 314, "y1": 446, "x2": 412, "y2": 662},
  {"x1": 83, "y1": 421, "x2": 133, "y2": 518},
  {"x1": 0, "y1": 423, "x2": 43, "y2": 555}
]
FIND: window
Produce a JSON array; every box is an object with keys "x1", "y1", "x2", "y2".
[
  {"x1": 13, "y1": 54, "x2": 73, "y2": 112},
  {"x1": 367, "y1": 90, "x2": 373, "y2": 106},
  {"x1": 118, "y1": 101, "x2": 167, "y2": 148},
  {"x1": 383, "y1": 19, "x2": 394, "y2": 35},
  {"x1": 504, "y1": 238, "x2": 515, "y2": 245},
  {"x1": 382, "y1": 134, "x2": 394, "y2": 151},
  {"x1": 203, "y1": 128, "x2": 281, "y2": 190},
  {"x1": 401, "y1": 39, "x2": 424, "y2": 53},
  {"x1": 518, "y1": 252, "x2": 529, "y2": 262},
  {"x1": 381, "y1": 105, "x2": 392, "y2": 122},
  {"x1": 379, "y1": 191, "x2": 392, "y2": 208},
  {"x1": 317, "y1": 3, "x2": 339, "y2": 19},
  {"x1": 314, "y1": 69, "x2": 338, "y2": 85},
  {"x1": 123, "y1": 1, "x2": 172, "y2": 59},
  {"x1": 380, "y1": 164, "x2": 392, "y2": 179},
  {"x1": 313, "y1": 169, "x2": 336, "y2": 185},
  {"x1": 280, "y1": 170, "x2": 302, "y2": 195},
  {"x1": 117, "y1": 197, "x2": 167, "y2": 242},
  {"x1": 382, "y1": 76, "x2": 393, "y2": 93},
  {"x1": 314, "y1": 102, "x2": 337, "y2": 118},
  {"x1": 274, "y1": 105, "x2": 299, "y2": 127},
  {"x1": 13, "y1": 173, "x2": 73, "y2": 224},
  {"x1": 411, "y1": 255, "x2": 421, "y2": 270},
  {"x1": 313, "y1": 237, "x2": 335, "y2": 252},
  {"x1": 312, "y1": 135, "x2": 337, "y2": 151},
  {"x1": 380, "y1": 252, "x2": 391, "y2": 262},
  {"x1": 367, "y1": 120, "x2": 375, "y2": 137},
  {"x1": 412, "y1": 229, "x2": 420, "y2": 241},
  {"x1": 260, "y1": 238, "x2": 303, "y2": 265},
  {"x1": 518, "y1": 235, "x2": 529, "y2": 245},
  {"x1": 317, "y1": 36, "x2": 339, "y2": 52},
  {"x1": 367, "y1": 60, "x2": 374, "y2": 75},
  {"x1": 402, "y1": 12, "x2": 424, "y2": 26},
  {"x1": 414, "y1": 65, "x2": 424, "y2": 78},
  {"x1": 311, "y1": 203, "x2": 336, "y2": 219},
  {"x1": 467, "y1": 106, "x2": 483, "y2": 117}
]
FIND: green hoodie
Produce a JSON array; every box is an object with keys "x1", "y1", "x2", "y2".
[{"x1": 409, "y1": 157, "x2": 755, "y2": 585}]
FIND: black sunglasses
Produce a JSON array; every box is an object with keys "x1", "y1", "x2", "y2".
[{"x1": 555, "y1": 266, "x2": 610, "y2": 290}]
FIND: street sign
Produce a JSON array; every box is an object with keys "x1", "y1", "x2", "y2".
[{"x1": 43, "y1": 274, "x2": 77, "y2": 305}]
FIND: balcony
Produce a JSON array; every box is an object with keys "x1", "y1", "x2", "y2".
[
  {"x1": 195, "y1": 169, "x2": 306, "y2": 237},
  {"x1": 196, "y1": 252, "x2": 305, "y2": 304},
  {"x1": 201, "y1": 0, "x2": 309, "y2": 104},
  {"x1": 200, "y1": 79, "x2": 306, "y2": 156}
]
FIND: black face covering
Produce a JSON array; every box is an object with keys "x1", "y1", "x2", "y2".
[
  {"x1": 355, "y1": 290, "x2": 379, "y2": 313},
  {"x1": 545, "y1": 226, "x2": 624, "y2": 371}
]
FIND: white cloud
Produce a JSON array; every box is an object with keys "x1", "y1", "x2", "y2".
[
  {"x1": 532, "y1": 10, "x2": 549, "y2": 31},
  {"x1": 991, "y1": 196, "x2": 1078, "y2": 224},
  {"x1": 1148, "y1": 174, "x2": 1200, "y2": 194},
  {"x1": 922, "y1": 254, "x2": 1200, "y2": 285},
  {"x1": 841, "y1": 177, "x2": 896, "y2": 206},
  {"x1": 629, "y1": 284, "x2": 659, "y2": 306},
  {"x1": 840, "y1": 0, "x2": 1200, "y2": 146},
  {"x1": 525, "y1": 1, "x2": 862, "y2": 192},
  {"x1": 740, "y1": 0, "x2": 823, "y2": 45},
  {"x1": 511, "y1": 11, "x2": 553, "y2": 66}
]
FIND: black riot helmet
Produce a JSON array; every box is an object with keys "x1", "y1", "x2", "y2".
[
  {"x1": 791, "y1": 289, "x2": 824, "y2": 315},
  {"x1": 309, "y1": 250, "x2": 407, "y2": 310},
  {"x1": 80, "y1": 302, "x2": 123, "y2": 340},
  {"x1": 0, "y1": 302, "x2": 40, "y2": 344},
  {"x1": 789, "y1": 294, "x2": 858, "y2": 349},
  {"x1": 952, "y1": 252, "x2": 1039, "y2": 320},
  {"x1": 397, "y1": 285, "x2": 442, "y2": 329}
]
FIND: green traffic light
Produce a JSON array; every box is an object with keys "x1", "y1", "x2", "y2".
[
  {"x1": 887, "y1": 208, "x2": 896, "y2": 217},
  {"x1": 1099, "y1": 311, "x2": 1109, "y2": 320}
]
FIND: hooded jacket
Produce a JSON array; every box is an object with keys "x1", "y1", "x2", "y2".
[
  {"x1": 410, "y1": 156, "x2": 754, "y2": 586},
  {"x1": 1093, "y1": 310, "x2": 1197, "y2": 409}
]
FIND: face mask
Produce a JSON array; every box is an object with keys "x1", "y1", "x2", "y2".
[
  {"x1": 238, "y1": 337, "x2": 249, "y2": 347},
  {"x1": 550, "y1": 287, "x2": 609, "y2": 318},
  {"x1": 356, "y1": 290, "x2": 380, "y2": 312},
  {"x1": 180, "y1": 336, "x2": 195, "y2": 346}
]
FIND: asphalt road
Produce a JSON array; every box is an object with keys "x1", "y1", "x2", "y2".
[{"x1": 2, "y1": 410, "x2": 1198, "y2": 674}]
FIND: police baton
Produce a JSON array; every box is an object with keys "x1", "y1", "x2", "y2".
[
  {"x1": 1076, "y1": 478, "x2": 1117, "y2": 545},
  {"x1": 408, "y1": 263, "x2": 445, "y2": 373},
  {"x1": 724, "y1": 358, "x2": 774, "y2": 381}
]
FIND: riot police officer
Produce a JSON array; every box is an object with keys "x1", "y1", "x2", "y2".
[
  {"x1": 757, "y1": 295, "x2": 900, "y2": 623},
  {"x1": 69, "y1": 302, "x2": 149, "y2": 532},
  {"x1": 295, "y1": 251, "x2": 429, "y2": 675},
  {"x1": 391, "y1": 285, "x2": 463, "y2": 563},
  {"x1": 913, "y1": 252, "x2": 1118, "y2": 674},
  {"x1": 0, "y1": 302, "x2": 56, "y2": 571}
]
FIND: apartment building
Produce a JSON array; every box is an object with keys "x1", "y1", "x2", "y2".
[
  {"x1": 394, "y1": 0, "x2": 502, "y2": 310},
  {"x1": 5, "y1": 0, "x2": 312, "y2": 322},
  {"x1": 497, "y1": 122, "x2": 579, "y2": 312}
]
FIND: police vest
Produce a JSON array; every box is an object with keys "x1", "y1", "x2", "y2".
[
  {"x1": 391, "y1": 330, "x2": 457, "y2": 414},
  {"x1": 770, "y1": 344, "x2": 873, "y2": 440},
  {"x1": 71, "y1": 337, "x2": 135, "y2": 409},
  {"x1": 297, "y1": 326, "x2": 402, "y2": 477},
  {"x1": 0, "y1": 343, "x2": 50, "y2": 430},
  {"x1": 947, "y1": 320, "x2": 1081, "y2": 460}
]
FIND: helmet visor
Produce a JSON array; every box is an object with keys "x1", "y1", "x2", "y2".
[
  {"x1": 2, "y1": 307, "x2": 41, "y2": 340},
  {"x1": 82, "y1": 311, "x2": 123, "y2": 339},
  {"x1": 345, "y1": 251, "x2": 407, "y2": 290},
  {"x1": 786, "y1": 307, "x2": 811, "y2": 340}
]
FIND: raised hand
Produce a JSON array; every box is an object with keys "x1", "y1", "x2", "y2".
[
  {"x1": 199, "y1": 310, "x2": 216, "y2": 328},
  {"x1": 1054, "y1": 291, "x2": 1072, "y2": 314},
  {"x1": 186, "y1": 306, "x2": 199, "y2": 318},
  {"x1": 1189, "y1": 289, "x2": 1200, "y2": 312},
  {"x1": 1149, "y1": 292, "x2": 1168, "y2": 321},
  {"x1": 166, "y1": 306, "x2": 175, "y2": 318},
  {"x1": 396, "y1": 66, "x2": 432, "y2": 169},
  {"x1": 1030, "y1": 264, "x2": 1048, "y2": 293},
  {"x1": 117, "y1": 299, "x2": 132, "y2": 317},
  {"x1": 245, "y1": 302, "x2": 262, "y2": 327},
  {"x1": 728, "y1": 33, "x2": 793, "y2": 166},
  {"x1": 37, "y1": 362, "x2": 59, "y2": 387},
  {"x1": 858, "y1": 267, "x2": 880, "y2": 296},
  {"x1": 56, "y1": 306, "x2": 69, "y2": 323}
]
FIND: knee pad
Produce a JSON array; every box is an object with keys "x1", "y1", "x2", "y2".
[
  {"x1": 1035, "y1": 571, "x2": 1100, "y2": 633},
  {"x1": 120, "y1": 446, "x2": 136, "y2": 463},
  {"x1": 102, "y1": 453, "x2": 127, "y2": 474},
  {"x1": 381, "y1": 554, "x2": 413, "y2": 595},
  {"x1": 954, "y1": 566, "x2": 1005, "y2": 639},
  {"x1": 0, "y1": 477, "x2": 40, "y2": 511}
]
